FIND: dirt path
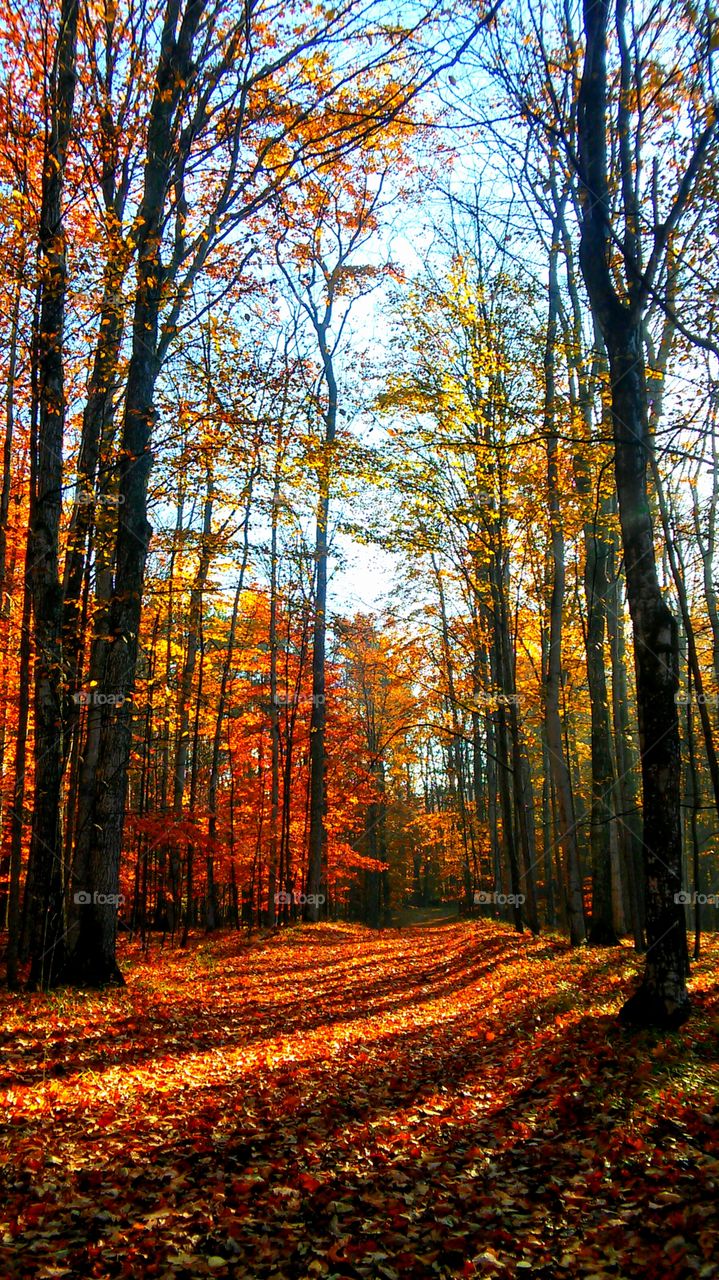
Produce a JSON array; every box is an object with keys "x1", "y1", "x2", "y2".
[
  {"x1": 1, "y1": 923, "x2": 717, "y2": 1278},
  {"x1": 393, "y1": 905, "x2": 462, "y2": 927}
]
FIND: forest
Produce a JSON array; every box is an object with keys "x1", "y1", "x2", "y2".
[{"x1": 0, "y1": 0, "x2": 718, "y2": 1274}]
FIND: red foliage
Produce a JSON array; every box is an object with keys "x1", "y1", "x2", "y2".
[{"x1": 1, "y1": 921, "x2": 717, "y2": 1277}]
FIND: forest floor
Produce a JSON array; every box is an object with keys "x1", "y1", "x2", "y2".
[{"x1": 0, "y1": 922, "x2": 718, "y2": 1280}]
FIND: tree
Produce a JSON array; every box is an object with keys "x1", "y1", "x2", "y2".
[
  {"x1": 24, "y1": 0, "x2": 79, "y2": 988},
  {"x1": 542, "y1": 203, "x2": 586, "y2": 945},
  {"x1": 275, "y1": 161, "x2": 393, "y2": 921},
  {"x1": 575, "y1": 0, "x2": 716, "y2": 1026}
]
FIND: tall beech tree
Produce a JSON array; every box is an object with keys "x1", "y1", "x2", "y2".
[
  {"x1": 575, "y1": 0, "x2": 717, "y2": 1026},
  {"x1": 62, "y1": 0, "x2": 217, "y2": 985},
  {"x1": 527, "y1": 154, "x2": 623, "y2": 946},
  {"x1": 25, "y1": 0, "x2": 79, "y2": 988}
]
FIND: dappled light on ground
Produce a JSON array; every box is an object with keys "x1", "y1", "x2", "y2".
[{"x1": 1, "y1": 922, "x2": 718, "y2": 1278}]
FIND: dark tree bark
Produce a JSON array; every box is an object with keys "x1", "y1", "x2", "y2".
[
  {"x1": 607, "y1": 327, "x2": 687, "y2": 1026},
  {"x1": 685, "y1": 669, "x2": 702, "y2": 962},
  {"x1": 62, "y1": 258, "x2": 127, "y2": 735},
  {"x1": 6, "y1": 557, "x2": 33, "y2": 989},
  {"x1": 0, "y1": 271, "x2": 23, "y2": 936},
  {"x1": 62, "y1": 0, "x2": 210, "y2": 985},
  {"x1": 26, "y1": 0, "x2": 79, "y2": 988},
  {"x1": 0, "y1": 272, "x2": 22, "y2": 612},
  {"x1": 574, "y1": 0, "x2": 717, "y2": 1026}
]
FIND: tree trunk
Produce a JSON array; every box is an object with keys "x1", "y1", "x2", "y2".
[
  {"x1": 0, "y1": 271, "x2": 23, "y2": 933},
  {"x1": 63, "y1": 0, "x2": 208, "y2": 984},
  {"x1": 543, "y1": 223, "x2": 585, "y2": 946},
  {"x1": 606, "y1": 550, "x2": 644, "y2": 948},
  {"x1": 607, "y1": 327, "x2": 687, "y2": 1025},
  {"x1": 62, "y1": 257, "x2": 126, "y2": 745},
  {"x1": 306, "y1": 323, "x2": 337, "y2": 920},
  {"x1": 557, "y1": 238, "x2": 618, "y2": 944},
  {"x1": 268, "y1": 469, "x2": 281, "y2": 925},
  {"x1": 685, "y1": 669, "x2": 702, "y2": 961},
  {"x1": 208, "y1": 490, "x2": 254, "y2": 903},
  {"x1": 652, "y1": 456, "x2": 719, "y2": 824},
  {"x1": 26, "y1": 0, "x2": 79, "y2": 988},
  {"x1": 577, "y1": 0, "x2": 690, "y2": 1025},
  {"x1": 6, "y1": 560, "x2": 33, "y2": 989},
  {"x1": 173, "y1": 463, "x2": 214, "y2": 821}
]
